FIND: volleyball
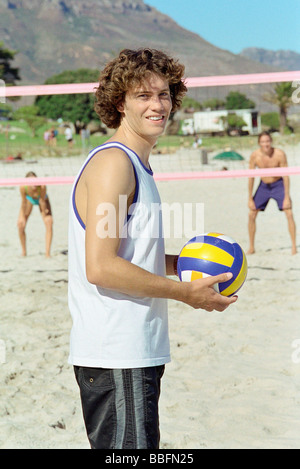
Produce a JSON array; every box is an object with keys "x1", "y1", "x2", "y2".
[{"x1": 177, "y1": 232, "x2": 247, "y2": 297}]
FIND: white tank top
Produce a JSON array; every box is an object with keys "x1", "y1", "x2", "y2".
[{"x1": 68, "y1": 142, "x2": 170, "y2": 368}]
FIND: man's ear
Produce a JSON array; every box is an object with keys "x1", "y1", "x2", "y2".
[{"x1": 116, "y1": 101, "x2": 124, "y2": 113}]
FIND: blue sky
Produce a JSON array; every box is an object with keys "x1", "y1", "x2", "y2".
[{"x1": 146, "y1": 0, "x2": 300, "y2": 54}]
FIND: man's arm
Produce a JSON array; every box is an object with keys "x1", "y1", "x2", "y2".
[
  {"x1": 248, "y1": 152, "x2": 256, "y2": 210},
  {"x1": 83, "y1": 150, "x2": 237, "y2": 312},
  {"x1": 279, "y1": 150, "x2": 292, "y2": 209}
]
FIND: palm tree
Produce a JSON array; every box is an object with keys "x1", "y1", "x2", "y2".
[{"x1": 263, "y1": 82, "x2": 293, "y2": 134}]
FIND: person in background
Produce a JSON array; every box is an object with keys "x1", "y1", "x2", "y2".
[
  {"x1": 17, "y1": 171, "x2": 53, "y2": 258},
  {"x1": 248, "y1": 131, "x2": 297, "y2": 255},
  {"x1": 64, "y1": 125, "x2": 73, "y2": 148},
  {"x1": 43, "y1": 129, "x2": 50, "y2": 146},
  {"x1": 80, "y1": 125, "x2": 90, "y2": 152}
]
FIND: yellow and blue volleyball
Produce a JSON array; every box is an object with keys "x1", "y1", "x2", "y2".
[{"x1": 177, "y1": 232, "x2": 247, "y2": 297}]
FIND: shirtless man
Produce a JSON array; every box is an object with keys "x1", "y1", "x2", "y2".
[
  {"x1": 17, "y1": 171, "x2": 53, "y2": 257},
  {"x1": 248, "y1": 131, "x2": 297, "y2": 255}
]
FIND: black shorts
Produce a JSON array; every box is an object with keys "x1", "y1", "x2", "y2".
[{"x1": 74, "y1": 365, "x2": 165, "y2": 449}]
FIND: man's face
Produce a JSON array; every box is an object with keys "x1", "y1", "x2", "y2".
[
  {"x1": 119, "y1": 73, "x2": 172, "y2": 141},
  {"x1": 259, "y1": 135, "x2": 272, "y2": 153}
]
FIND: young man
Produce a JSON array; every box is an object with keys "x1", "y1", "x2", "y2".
[
  {"x1": 64, "y1": 125, "x2": 73, "y2": 148},
  {"x1": 17, "y1": 171, "x2": 53, "y2": 257},
  {"x1": 248, "y1": 131, "x2": 297, "y2": 255},
  {"x1": 68, "y1": 48, "x2": 237, "y2": 449}
]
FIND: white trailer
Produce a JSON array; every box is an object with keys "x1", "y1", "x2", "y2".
[{"x1": 181, "y1": 109, "x2": 261, "y2": 136}]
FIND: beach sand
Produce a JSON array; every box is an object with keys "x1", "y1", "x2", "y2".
[{"x1": 0, "y1": 149, "x2": 300, "y2": 449}]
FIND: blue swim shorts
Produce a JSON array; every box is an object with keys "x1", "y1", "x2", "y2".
[{"x1": 253, "y1": 178, "x2": 284, "y2": 211}]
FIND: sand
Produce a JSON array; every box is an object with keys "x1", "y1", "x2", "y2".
[{"x1": 0, "y1": 148, "x2": 300, "y2": 449}]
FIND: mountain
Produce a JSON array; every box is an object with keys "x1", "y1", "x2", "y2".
[
  {"x1": 1, "y1": 0, "x2": 277, "y2": 86},
  {"x1": 240, "y1": 48, "x2": 300, "y2": 71},
  {"x1": 0, "y1": 0, "x2": 284, "y2": 111}
]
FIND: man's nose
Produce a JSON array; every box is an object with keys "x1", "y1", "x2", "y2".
[{"x1": 150, "y1": 95, "x2": 164, "y2": 109}]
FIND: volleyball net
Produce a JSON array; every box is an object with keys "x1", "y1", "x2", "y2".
[{"x1": 1, "y1": 70, "x2": 300, "y2": 186}]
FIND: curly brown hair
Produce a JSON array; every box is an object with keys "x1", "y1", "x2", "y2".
[{"x1": 94, "y1": 48, "x2": 187, "y2": 129}]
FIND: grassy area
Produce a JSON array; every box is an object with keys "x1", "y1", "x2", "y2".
[
  {"x1": 0, "y1": 120, "x2": 108, "y2": 159},
  {"x1": 155, "y1": 132, "x2": 300, "y2": 153},
  {"x1": 1, "y1": 120, "x2": 299, "y2": 160},
  {"x1": 154, "y1": 134, "x2": 259, "y2": 151}
]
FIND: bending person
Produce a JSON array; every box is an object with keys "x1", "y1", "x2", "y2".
[{"x1": 17, "y1": 171, "x2": 53, "y2": 257}]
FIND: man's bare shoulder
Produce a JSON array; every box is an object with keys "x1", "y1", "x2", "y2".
[
  {"x1": 250, "y1": 149, "x2": 260, "y2": 158},
  {"x1": 249, "y1": 149, "x2": 260, "y2": 166},
  {"x1": 273, "y1": 147, "x2": 286, "y2": 157},
  {"x1": 84, "y1": 147, "x2": 134, "y2": 179},
  {"x1": 80, "y1": 146, "x2": 136, "y2": 199},
  {"x1": 273, "y1": 147, "x2": 288, "y2": 166}
]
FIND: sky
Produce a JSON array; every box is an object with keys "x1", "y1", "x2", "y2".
[{"x1": 146, "y1": 0, "x2": 300, "y2": 55}]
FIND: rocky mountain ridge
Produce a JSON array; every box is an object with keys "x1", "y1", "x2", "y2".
[
  {"x1": 240, "y1": 47, "x2": 300, "y2": 71},
  {"x1": 1, "y1": 0, "x2": 277, "y2": 87}
]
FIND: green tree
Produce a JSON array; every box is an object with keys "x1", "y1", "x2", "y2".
[
  {"x1": 35, "y1": 69, "x2": 99, "y2": 133},
  {"x1": 225, "y1": 91, "x2": 255, "y2": 110},
  {"x1": 261, "y1": 112, "x2": 280, "y2": 131},
  {"x1": 263, "y1": 82, "x2": 293, "y2": 134},
  {"x1": 0, "y1": 103, "x2": 13, "y2": 119},
  {"x1": 220, "y1": 113, "x2": 247, "y2": 135},
  {"x1": 14, "y1": 105, "x2": 46, "y2": 137},
  {"x1": 0, "y1": 42, "x2": 21, "y2": 84},
  {"x1": 202, "y1": 98, "x2": 225, "y2": 110},
  {"x1": 181, "y1": 96, "x2": 202, "y2": 111}
]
